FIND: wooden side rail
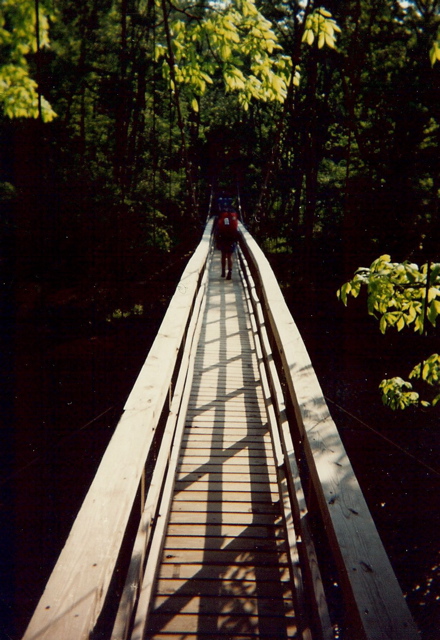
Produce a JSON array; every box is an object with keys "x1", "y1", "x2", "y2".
[
  {"x1": 237, "y1": 246, "x2": 333, "y2": 640},
  {"x1": 238, "y1": 225, "x2": 420, "y2": 640},
  {"x1": 22, "y1": 219, "x2": 214, "y2": 640}
]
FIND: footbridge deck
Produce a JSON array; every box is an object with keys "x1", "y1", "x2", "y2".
[{"x1": 23, "y1": 221, "x2": 420, "y2": 640}]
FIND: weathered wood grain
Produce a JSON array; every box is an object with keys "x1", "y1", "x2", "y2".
[
  {"x1": 174, "y1": 481, "x2": 279, "y2": 494},
  {"x1": 171, "y1": 501, "x2": 280, "y2": 514},
  {"x1": 162, "y1": 535, "x2": 286, "y2": 552},
  {"x1": 166, "y1": 523, "x2": 284, "y2": 538},
  {"x1": 157, "y1": 563, "x2": 291, "y2": 582},
  {"x1": 176, "y1": 470, "x2": 277, "y2": 482},
  {"x1": 151, "y1": 594, "x2": 295, "y2": 615},
  {"x1": 160, "y1": 548, "x2": 290, "y2": 566},
  {"x1": 180, "y1": 440, "x2": 271, "y2": 450},
  {"x1": 145, "y1": 612, "x2": 298, "y2": 637},
  {"x1": 167, "y1": 513, "x2": 283, "y2": 527}
]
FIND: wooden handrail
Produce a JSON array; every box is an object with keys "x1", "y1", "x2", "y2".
[
  {"x1": 237, "y1": 246, "x2": 333, "y2": 640},
  {"x1": 238, "y1": 225, "x2": 420, "y2": 640},
  {"x1": 22, "y1": 219, "x2": 214, "y2": 640}
]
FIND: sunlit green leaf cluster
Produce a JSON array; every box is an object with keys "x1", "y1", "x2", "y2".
[
  {"x1": 339, "y1": 256, "x2": 440, "y2": 410},
  {"x1": 0, "y1": 64, "x2": 56, "y2": 120},
  {"x1": 430, "y1": 28, "x2": 440, "y2": 66},
  {"x1": 155, "y1": 0, "x2": 295, "y2": 111},
  {"x1": 380, "y1": 354, "x2": 440, "y2": 410},
  {"x1": 0, "y1": 0, "x2": 56, "y2": 121},
  {"x1": 410, "y1": 353, "x2": 440, "y2": 392},
  {"x1": 338, "y1": 254, "x2": 440, "y2": 335},
  {"x1": 301, "y1": 7, "x2": 341, "y2": 50},
  {"x1": 379, "y1": 377, "x2": 420, "y2": 410}
]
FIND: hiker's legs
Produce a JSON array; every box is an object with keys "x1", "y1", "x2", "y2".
[{"x1": 226, "y1": 252, "x2": 233, "y2": 279}]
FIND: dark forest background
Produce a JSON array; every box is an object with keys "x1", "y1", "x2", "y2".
[{"x1": 1, "y1": 0, "x2": 440, "y2": 638}]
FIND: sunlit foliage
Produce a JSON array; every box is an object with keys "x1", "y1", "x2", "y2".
[
  {"x1": 0, "y1": 0, "x2": 56, "y2": 120},
  {"x1": 339, "y1": 256, "x2": 440, "y2": 409},
  {"x1": 155, "y1": 0, "x2": 298, "y2": 111}
]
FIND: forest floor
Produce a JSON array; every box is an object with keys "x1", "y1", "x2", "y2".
[{"x1": 2, "y1": 235, "x2": 440, "y2": 639}]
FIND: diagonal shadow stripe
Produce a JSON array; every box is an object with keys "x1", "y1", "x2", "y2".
[
  {"x1": 145, "y1": 528, "x2": 294, "y2": 638},
  {"x1": 144, "y1": 251, "x2": 293, "y2": 640}
]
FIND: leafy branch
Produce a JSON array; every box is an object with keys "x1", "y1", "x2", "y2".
[
  {"x1": 337, "y1": 254, "x2": 440, "y2": 335},
  {"x1": 379, "y1": 354, "x2": 440, "y2": 410},
  {"x1": 155, "y1": 0, "x2": 297, "y2": 112},
  {"x1": 338, "y1": 255, "x2": 440, "y2": 410},
  {"x1": 301, "y1": 7, "x2": 341, "y2": 50},
  {"x1": 0, "y1": 0, "x2": 57, "y2": 121}
]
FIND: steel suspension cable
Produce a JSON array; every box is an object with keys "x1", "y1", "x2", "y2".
[{"x1": 325, "y1": 395, "x2": 440, "y2": 478}]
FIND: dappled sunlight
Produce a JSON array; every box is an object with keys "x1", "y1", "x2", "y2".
[{"x1": 145, "y1": 251, "x2": 296, "y2": 639}]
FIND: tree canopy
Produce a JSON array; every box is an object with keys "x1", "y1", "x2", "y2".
[
  {"x1": 0, "y1": 0, "x2": 56, "y2": 120},
  {"x1": 1, "y1": 0, "x2": 439, "y2": 390}
]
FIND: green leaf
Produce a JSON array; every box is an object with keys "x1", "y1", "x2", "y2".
[
  {"x1": 428, "y1": 300, "x2": 439, "y2": 326},
  {"x1": 414, "y1": 315, "x2": 424, "y2": 334},
  {"x1": 430, "y1": 41, "x2": 440, "y2": 66},
  {"x1": 337, "y1": 281, "x2": 351, "y2": 305},
  {"x1": 221, "y1": 43, "x2": 232, "y2": 60},
  {"x1": 325, "y1": 33, "x2": 335, "y2": 48}
]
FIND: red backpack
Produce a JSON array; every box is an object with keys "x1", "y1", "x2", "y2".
[{"x1": 217, "y1": 211, "x2": 238, "y2": 239}]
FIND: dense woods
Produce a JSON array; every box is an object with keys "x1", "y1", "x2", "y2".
[
  {"x1": 3, "y1": 0, "x2": 440, "y2": 283},
  {"x1": 1, "y1": 0, "x2": 440, "y2": 638}
]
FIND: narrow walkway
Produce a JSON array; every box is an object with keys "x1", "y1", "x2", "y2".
[{"x1": 146, "y1": 250, "x2": 297, "y2": 639}]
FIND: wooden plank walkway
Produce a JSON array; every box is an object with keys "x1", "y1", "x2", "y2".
[{"x1": 146, "y1": 249, "x2": 297, "y2": 639}]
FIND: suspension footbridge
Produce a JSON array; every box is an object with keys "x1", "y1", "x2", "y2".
[{"x1": 22, "y1": 220, "x2": 419, "y2": 640}]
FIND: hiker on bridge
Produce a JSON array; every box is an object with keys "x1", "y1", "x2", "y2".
[{"x1": 215, "y1": 199, "x2": 239, "y2": 280}]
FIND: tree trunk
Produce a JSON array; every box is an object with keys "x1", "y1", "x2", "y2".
[{"x1": 114, "y1": 0, "x2": 130, "y2": 193}]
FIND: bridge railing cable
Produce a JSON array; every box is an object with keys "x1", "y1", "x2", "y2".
[{"x1": 237, "y1": 243, "x2": 333, "y2": 640}]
